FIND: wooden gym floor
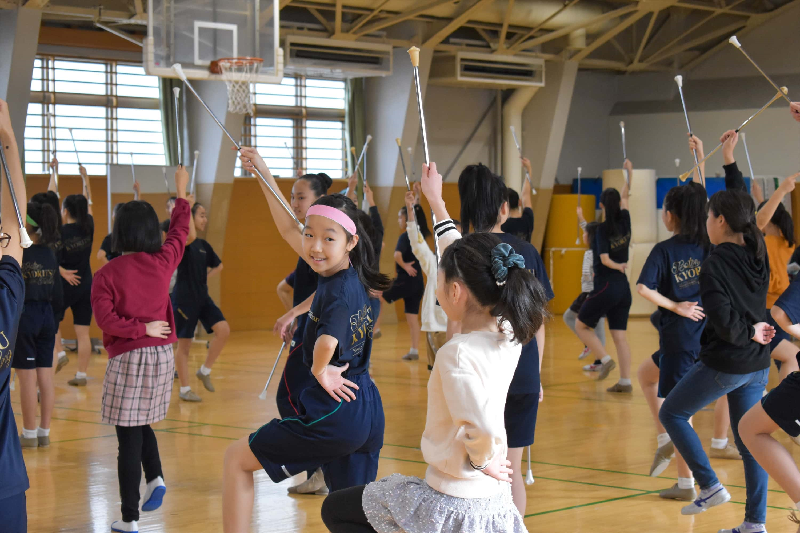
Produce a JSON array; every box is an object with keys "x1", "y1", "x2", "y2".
[{"x1": 12, "y1": 318, "x2": 800, "y2": 532}]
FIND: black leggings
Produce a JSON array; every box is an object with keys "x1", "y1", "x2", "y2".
[
  {"x1": 321, "y1": 485, "x2": 376, "y2": 533},
  {"x1": 116, "y1": 425, "x2": 163, "y2": 522}
]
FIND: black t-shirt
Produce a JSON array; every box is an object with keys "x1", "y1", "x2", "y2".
[
  {"x1": 100, "y1": 234, "x2": 120, "y2": 262},
  {"x1": 22, "y1": 244, "x2": 60, "y2": 305},
  {"x1": 593, "y1": 210, "x2": 631, "y2": 282},
  {"x1": 496, "y1": 233, "x2": 555, "y2": 394},
  {"x1": 59, "y1": 215, "x2": 94, "y2": 280},
  {"x1": 394, "y1": 232, "x2": 422, "y2": 283},
  {"x1": 303, "y1": 267, "x2": 373, "y2": 376},
  {"x1": 637, "y1": 235, "x2": 708, "y2": 354},
  {"x1": 293, "y1": 257, "x2": 319, "y2": 307},
  {"x1": 500, "y1": 207, "x2": 534, "y2": 243},
  {"x1": 0, "y1": 257, "x2": 28, "y2": 500},
  {"x1": 369, "y1": 206, "x2": 385, "y2": 264},
  {"x1": 173, "y1": 239, "x2": 222, "y2": 304}
]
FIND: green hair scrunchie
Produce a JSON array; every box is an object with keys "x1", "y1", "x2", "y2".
[{"x1": 26, "y1": 214, "x2": 38, "y2": 228}]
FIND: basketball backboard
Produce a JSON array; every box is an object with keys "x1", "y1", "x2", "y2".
[{"x1": 145, "y1": 0, "x2": 283, "y2": 83}]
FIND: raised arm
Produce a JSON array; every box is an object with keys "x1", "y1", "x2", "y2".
[
  {"x1": 133, "y1": 180, "x2": 141, "y2": 201},
  {"x1": 688, "y1": 134, "x2": 706, "y2": 188},
  {"x1": 721, "y1": 130, "x2": 747, "y2": 192},
  {"x1": 621, "y1": 159, "x2": 631, "y2": 210},
  {"x1": 239, "y1": 146, "x2": 304, "y2": 257},
  {"x1": 48, "y1": 157, "x2": 59, "y2": 196},
  {"x1": 0, "y1": 98, "x2": 26, "y2": 264},
  {"x1": 79, "y1": 165, "x2": 93, "y2": 216},
  {"x1": 520, "y1": 157, "x2": 533, "y2": 210},
  {"x1": 756, "y1": 173, "x2": 798, "y2": 231}
]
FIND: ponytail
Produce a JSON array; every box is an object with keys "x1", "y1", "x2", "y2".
[
  {"x1": 457, "y1": 163, "x2": 507, "y2": 234},
  {"x1": 757, "y1": 200, "x2": 795, "y2": 247},
  {"x1": 311, "y1": 194, "x2": 391, "y2": 292},
  {"x1": 663, "y1": 182, "x2": 708, "y2": 247},
  {"x1": 26, "y1": 201, "x2": 60, "y2": 246},
  {"x1": 63, "y1": 194, "x2": 92, "y2": 234},
  {"x1": 708, "y1": 189, "x2": 766, "y2": 260},
  {"x1": 600, "y1": 188, "x2": 622, "y2": 237},
  {"x1": 299, "y1": 173, "x2": 333, "y2": 198},
  {"x1": 439, "y1": 233, "x2": 549, "y2": 344}
]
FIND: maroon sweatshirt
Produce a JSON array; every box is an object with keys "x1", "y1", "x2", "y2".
[{"x1": 91, "y1": 198, "x2": 190, "y2": 358}]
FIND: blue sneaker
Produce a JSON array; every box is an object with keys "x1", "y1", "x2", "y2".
[
  {"x1": 110, "y1": 520, "x2": 138, "y2": 532},
  {"x1": 142, "y1": 477, "x2": 166, "y2": 512},
  {"x1": 681, "y1": 484, "x2": 731, "y2": 515}
]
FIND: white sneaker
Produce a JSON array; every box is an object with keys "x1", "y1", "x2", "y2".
[
  {"x1": 583, "y1": 362, "x2": 602, "y2": 372},
  {"x1": 110, "y1": 520, "x2": 138, "y2": 533},
  {"x1": 681, "y1": 485, "x2": 731, "y2": 515},
  {"x1": 717, "y1": 522, "x2": 766, "y2": 533},
  {"x1": 578, "y1": 347, "x2": 591, "y2": 360},
  {"x1": 287, "y1": 468, "x2": 328, "y2": 495}
]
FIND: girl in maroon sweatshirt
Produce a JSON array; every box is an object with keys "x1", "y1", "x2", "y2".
[{"x1": 90, "y1": 168, "x2": 191, "y2": 533}]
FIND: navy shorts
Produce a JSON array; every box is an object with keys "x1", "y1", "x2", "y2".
[
  {"x1": 657, "y1": 350, "x2": 699, "y2": 398},
  {"x1": 762, "y1": 367, "x2": 800, "y2": 438},
  {"x1": 382, "y1": 279, "x2": 423, "y2": 315},
  {"x1": 276, "y1": 320, "x2": 316, "y2": 420},
  {"x1": 504, "y1": 392, "x2": 539, "y2": 448},
  {"x1": 767, "y1": 308, "x2": 791, "y2": 352},
  {"x1": 578, "y1": 279, "x2": 632, "y2": 331},
  {"x1": 62, "y1": 278, "x2": 92, "y2": 326},
  {"x1": 12, "y1": 302, "x2": 56, "y2": 370},
  {"x1": 172, "y1": 295, "x2": 226, "y2": 339},
  {"x1": 651, "y1": 350, "x2": 661, "y2": 368},
  {"x1": 249, "y1": 373, "x2": 384, "y2": 492},
  {"x1": 0, "y1": 492, "x2": 27, "y2": 533}
]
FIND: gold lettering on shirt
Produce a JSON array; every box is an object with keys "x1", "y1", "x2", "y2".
[
  {"x1": 349, "y1": 304, "x2": 374, "y2": 355},
  {"x1": 0, "y1": 331, "x2": 11, "y2": 369},
  {"x1": 671, "y1": 258, "x2": 702, "y2": 289}
]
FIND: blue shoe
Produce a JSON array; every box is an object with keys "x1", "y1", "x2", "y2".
[
  {"x1": 142, "y1": 478, "x2": 166, "y2": 512},
  {"x1": 681, "y1": 484, "x2": 731, "y2": 515},
  {"x1": 110, "y1": 520, "x2": 138, "y2": 532}
]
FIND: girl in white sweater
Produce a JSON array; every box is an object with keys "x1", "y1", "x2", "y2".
[{"x1": 321, "y1": 162, "x2": 549, "y2": 533}]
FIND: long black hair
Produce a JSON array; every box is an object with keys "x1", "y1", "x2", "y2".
[
  {"x1": 708, "y1": 189, "x2": 766, "y2": 260},
  {"x1": 664, "y1": 182, "x2": 709, "y2": 248},
  {"x1": 112, "y1": 201, "x2": 162, "y2": 254},
  {"x1": 757, "y1": 200, "x2": 795, "y2": 247},
  {"x1": 310, "y1": 194, "x2": 391, "y2": 292},
  {"x1": 440, "y1": 232, "x2": 549, "y2": 344},
  {"x1": 457, "y1": 163, "x2": 507, "y2": 234},
  {"x1": 354, "y1": 210, "x2": 381, "y2": 269},
  {"x1": 298, "y1": 173, "x2": 333, "y2": 198},
  {"x1": 585, "y1": 221, "x2": 601, "y2": 246},
  {"x1": 27, "y1": 201, "x2": 60, "y2": 246},
  {"x1": 31, "y1": 191, "x2": 62, "y2": 230},
  {"x1": 400, "y1": 204, "x2": 432, "y2": 239},
  {"x1": 63, "y1": 194, "x2": 92, "y2": 234},
  {"x1": 599, "y1": 188, "x2": 623, "y2": 238}
]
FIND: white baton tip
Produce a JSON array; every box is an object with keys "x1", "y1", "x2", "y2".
[
  {"x1": 173, "y1": 86, "x2": 180, "y2": 97},
  {"x1": 365, "y1": 134, "x2": 373, "y2": 143},
  {"x1": 674, "y1": 75, "x2": 683, "y2": 87},
  {"x1": 729, "y1": 36, "x2": 741, "y2": 48},
  {"x1": 509, "y1": 125, "x2": 515, "y2": 133},
  {"x1": 619, "y1": 121, "x2": 625, "y2": 128},
  {"x1": 172, "y1": 63, "x2": 187, "y2": 81},
  {"x1": 675, "y1": 158, "x2": 680, "y2": 167},
  {"x1": 577, "y1": 167, "x2": 582, "y2": 173}
]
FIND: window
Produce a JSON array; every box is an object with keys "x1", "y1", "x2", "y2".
[
  {"x1": 25, "y1": 57, "x2": 165, "y2": 176},
  {"x1": 236, "y1": 77, "x2": 346, "y2": 180}
]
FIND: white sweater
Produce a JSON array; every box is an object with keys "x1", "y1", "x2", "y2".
[
  {"x1": 407, "y1": 221, "x2": 448, "y2": 332},
  {"x1": 422, "y1": 329, "x2": 521, "y2": 499}
]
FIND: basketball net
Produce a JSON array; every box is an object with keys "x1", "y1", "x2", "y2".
[{"x1": 217, "y1": 57, "x2": 263, "y2": 115}]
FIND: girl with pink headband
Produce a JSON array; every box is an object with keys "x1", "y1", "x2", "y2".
[{"x1": 221, "y1": 147, "x2": 390, "y2": 532}]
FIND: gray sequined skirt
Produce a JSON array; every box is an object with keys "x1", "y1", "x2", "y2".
[{"x1": 362, "y1": 473, "x2": 528, "y2": 533}]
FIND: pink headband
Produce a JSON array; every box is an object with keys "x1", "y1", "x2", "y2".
[{"x1": 305, "y1": 205, "x2": 357, "y2": 236}]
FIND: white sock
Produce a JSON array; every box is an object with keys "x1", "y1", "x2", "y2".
[
  {"x1": 409, "y1": 348, "x2": 418, "y2": 355},
  {"x1": 618, "y1": 378, "x2": 631, "y2": 386},
  {"x1": 37, "y1": 427, "x2": 50, "y2": 437},
  {"x1": 740, "y1": 522, "x2": 766, "y2": 532},
  {"x1": 143, "y1": 476, "x2": 165, "y2": 502},
  {"x1": 677, "y1": 477, "x2": 695, "y2": 490},
  {"x1": 111, "y1": 520, "x2": 138, "y2": 532},
  {"x1": 22, "y1": 428, "x2": 37, "y2": 439},
  {"x1": 601, "y1": 355, "x2": 612, "y2": 364},
  {"x1": 711, "y1": 437, "x2": 728, "y2": 449},
  {"x1": 180, "y1": 386, "x2": 191, "y2": 394},
  {"x1": 700, "y1": 482, "x2": 722, "y2": 496},
  {"x1": 199, "y1": 365, "x2": 211, "y2": 376},
  {"x1": 795, "y1": 500, "x2": 800, "y2": 511},
  {"x1": 57, "y1": 351, "x2": 66, "y2": 359},
  {"x1": 75, "y1": 371, "x2": 87, "y2": 379},
  {"x1": 656, "y1": 432, "x2": 671, "y2": 448}
]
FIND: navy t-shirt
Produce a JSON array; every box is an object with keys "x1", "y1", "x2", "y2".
[
  {"x1": 594, "y1": 210, "x2": 631, "y2": 282},
  {"x1": 100, "y1": 234, "x2": 120, "y2": 261},
  {"x1": 0, "y1": 256, "x2": 28, "y2": 500},
  {"x1": 22, "y1": 244, "x2": 60, "y2": 305},
  {"x1": 500, "y1": 207, "x2": 534, "y2": 243},
  {"x1": 394, "y1": 232, "x2": 422, "y2": 282},
  {"x1": 293, "y1": 258, "x2": 319, "y2": 307},
  {"x1": 285, "y1": 270, "x2": 295, "y2": 288},
  {"x1": 637, "y1": 235, "x2": 708, "y2": 354},
  {"x1": 775, "y1": 277, "x2": 800, "y2": 326},
  {"x1": 59, "y1": 215, "x2": 94, "y2": 280},
  {"x1": 497, "y1": 233, "x2": 555, "y2": 394},
  {"x1": 173, "y1": 239, "x2": 221, "y2": 304},
  {"x1": 303, "y1": 267, "x2": 373, "y2": 377}
]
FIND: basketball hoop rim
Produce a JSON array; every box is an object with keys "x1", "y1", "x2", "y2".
[{"x1": 217, "y1": 57, "x2": 264, "y2": 69}]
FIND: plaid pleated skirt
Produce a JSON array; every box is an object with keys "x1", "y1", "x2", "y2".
[{"x1": 101, "y1": 344, "x2": 175, "y2": 427}]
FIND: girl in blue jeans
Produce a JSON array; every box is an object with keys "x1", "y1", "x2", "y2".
[{"x1": 660, "y1": 129, "x2": 776, "y2": 533}]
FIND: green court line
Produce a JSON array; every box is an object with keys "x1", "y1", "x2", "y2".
[
  {"x1": 524, "y1": 490, "x2": 660, "y2": 518},
  {"x1": 49, "y1": 433, "x2": 118, "y2": 444},
  {"x1": 158, "y1": 429, "x2": 237, "y2": 441},
  {"x1": 154, "y1": 423, "x2": 208, "y2": 432}
]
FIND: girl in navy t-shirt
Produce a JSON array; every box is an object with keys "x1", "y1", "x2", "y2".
[{"x1": 221, "y1": 148, "x2": 391, "y2": 531}]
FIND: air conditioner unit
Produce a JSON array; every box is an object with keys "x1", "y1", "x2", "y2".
[
  {"x1": 429, "y1": 52, "x2": 545, "y2": 88},
  {"x1": 284, "y1": 36, "x2": 392, "y2": 78}
]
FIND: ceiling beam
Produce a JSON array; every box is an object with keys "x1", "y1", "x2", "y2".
[
  {"x1": 344, "y1": 0, "x2": 392, "y2": 38},
  {"x1": 503, "y1": 0, "x2": 582, "y2": 53},
  {"x1": 638, "y1": 20, "x2": 746, "y2": 68},
  {"x1": 609, "y1": 37, "x2": 630, "y2": 62},
  {"x1": 498, "y1": 0, "x2": 515, "y2": 50},
  {"x1": 674, "y1": 1, "x2": 753, "y2": 16},
  {"x1": 307, "y1": 7, "x2": 333, "y2": 33},
  {"x1": 632, "y1": 9, "x2": 659, "y2": 66},
  {"x1": 512, "y1": 4, "x2": 638, "y2": 52},
  {"x1": 571, "y1": 10, "x2": 649, "y2": 61},
  {"x1": 644, "y1": 0, "x2": 748, "y2": 63},
  {"x1": 355, "y1": 0, "x2": 455, "y2": 37},
  {"x1": 333, "y1": 0, "x2": 343, "y2": 36},
  {"x1": 26, "y1": 0, "x2": 50, "y2": 8},
  {"x1": 133, "y1": 0, "x2": 144, "y2": 16},
  {"x1": 475, "y1": 27, "x2": 494, "y2": 46},
  {"x1": 261, "y1": 0, "x2": 294, "y2": 26},
  {"x1": 423, "y1": 0, "x2": 495, "y2": 48}
]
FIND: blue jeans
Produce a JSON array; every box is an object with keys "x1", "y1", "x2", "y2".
[{"x1": 659, "y1": 361, "x2": 769, "y2": 524}]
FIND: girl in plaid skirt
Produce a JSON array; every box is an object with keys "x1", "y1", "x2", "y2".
[{"x1": 91, "y1": 168, "x2": 192, "y2": 533}]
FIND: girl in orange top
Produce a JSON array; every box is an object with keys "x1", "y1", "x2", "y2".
[{"x1": 754, "y1": 174, "x2": 800, "y2": 380}]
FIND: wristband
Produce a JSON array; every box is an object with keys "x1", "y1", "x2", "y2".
[{"x1": 469, "y1": 460, "x2": 488, "y2": 471}]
